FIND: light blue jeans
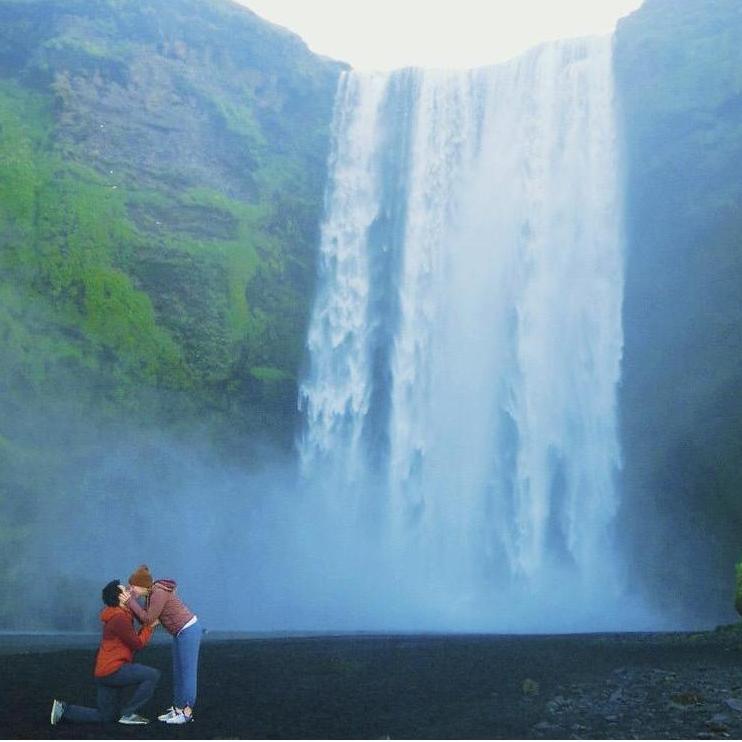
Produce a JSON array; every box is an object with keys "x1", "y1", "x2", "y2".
[{"x1": 172, "y1": 621, "x2": 203, "y2": 709}]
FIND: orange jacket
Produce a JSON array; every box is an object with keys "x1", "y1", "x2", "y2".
[{"x1": 93, "y1": 606, "x2": 155, "y2": 677}]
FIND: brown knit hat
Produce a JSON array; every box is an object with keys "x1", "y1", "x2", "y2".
[{"x1": 128, "y1": 564, "x2": 153, "y2": 589}]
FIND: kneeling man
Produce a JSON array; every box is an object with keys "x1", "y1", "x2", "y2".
[{"x1": 50, "y1": 579, "x2": 160, "y2": 725}]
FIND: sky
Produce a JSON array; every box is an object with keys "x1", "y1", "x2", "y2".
[{"x1": 239, "y1": 0, "x2": 644, "y2": 70}]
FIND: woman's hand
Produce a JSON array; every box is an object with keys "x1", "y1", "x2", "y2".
[{"x1": 118, "y1": 585, "x2": 131, "y2": 606}]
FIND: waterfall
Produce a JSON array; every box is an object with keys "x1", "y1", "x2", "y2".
[{"x1": 298, "y1": 35, "x2": 631, "y2": 631}]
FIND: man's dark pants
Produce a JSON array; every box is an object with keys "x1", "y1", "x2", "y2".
[{"x1": 62, "y1": 663, "x2": 160, "y2": 723}]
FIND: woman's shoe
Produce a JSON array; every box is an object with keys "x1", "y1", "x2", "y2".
[
  {"x1": 158, "y1": 706, "x2": 177, "y2": 721},
  {"x1": 165, "y1": 708, "x2": 194, "y2": 724}
]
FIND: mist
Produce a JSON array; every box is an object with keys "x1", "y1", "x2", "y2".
[
  {"x1": 14, "y1": 418, "x2": 659, "y2": 634},
  {"x1": 0, "y1": 369, "x2": 712, "y2": 634}
]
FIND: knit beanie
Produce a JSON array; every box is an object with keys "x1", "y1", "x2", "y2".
[{"x1": 128, "y1": 564, "x2": 154, "y2": 589}]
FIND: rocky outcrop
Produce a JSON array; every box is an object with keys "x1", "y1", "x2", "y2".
[
  {"x1": 0, "y1": 0, "x2": 344, "y2": 443},
  {"x1": 615, "y1": 0, "x2": 742, "y2": 624}
]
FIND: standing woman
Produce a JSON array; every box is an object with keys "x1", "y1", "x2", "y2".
[{"x1": 122, "y1": 565, "x2": 202, "y2": 725}]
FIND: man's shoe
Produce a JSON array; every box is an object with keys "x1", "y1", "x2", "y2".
[
  {"x1": 50, "y1": 699, "x2": 66, "y2": 725},
  {"x1": 119, "y1": 713, "x2": 150, "y2": 724},
  {"x1": 165, "y1": 709, "x2": 194, "y2": 724},
  {"x1": 158, "y1": 706, "x2": 177, "y2": 721}
]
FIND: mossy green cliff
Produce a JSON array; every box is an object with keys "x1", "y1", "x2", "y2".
[
  {"x1": 0, "y1": 0, "x2": 343, "y2": 440},
  {"x1": 0, "y1": 0, "x2": 343, "y2": 623}
]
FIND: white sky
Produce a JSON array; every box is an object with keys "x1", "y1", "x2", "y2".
[{"x1": 238, "y1": 0, "x2": 644, "y2": 70}]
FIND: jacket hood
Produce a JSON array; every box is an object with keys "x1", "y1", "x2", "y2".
[
  {"x1": 154, "y1": 579, "x2": 177, "y2": 592},
  {"x1": 100, "y1": 606, "x2": 128, "y2": 622}
]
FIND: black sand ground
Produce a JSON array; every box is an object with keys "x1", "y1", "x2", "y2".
[{"x1": 3, "y1": 631, "x2": 742, "y2": 739}]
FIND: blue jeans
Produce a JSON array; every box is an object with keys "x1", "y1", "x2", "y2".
[
  {"x1": 172, "y1": 621, "x2": 203, "y2": 709},
  {"x1": 62, "y1": 663, "x2": 160, "y2": 723}
]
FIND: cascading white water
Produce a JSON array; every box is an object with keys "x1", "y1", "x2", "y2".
[{"x1": 299, "y1": 36, "x2": 632, "y2": 631}]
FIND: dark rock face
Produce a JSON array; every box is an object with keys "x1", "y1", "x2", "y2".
[{"x1": 614, "y1": 0, "x2": 742, "y2": 624}]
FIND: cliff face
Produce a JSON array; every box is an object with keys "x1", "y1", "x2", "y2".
[
  {"x1": 0, "y1": 0, "x2": 343, "y2": 625},
  {"x1": 0, "y1": 0, "x2": 342, "y2": 439},
  {"x1": 614, "y1": 0, "x2": 742, "y2": 624}
]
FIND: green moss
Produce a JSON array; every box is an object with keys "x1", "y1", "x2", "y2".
[
  {"x1": 213, "y1": 95, "x2": 266, "y2": 147},
  {"x1": 250, "y1": 366, "x2": 292, "y2": 382},
  {"x1": 0, "y1": 82, "x2": 50, "y2": 220},
  {"x1": 43, "y1": 35, "x2": 117, "y2": 61},
  {"x1": 0, "y1": 78, "x2": 193, "y2": 399}
]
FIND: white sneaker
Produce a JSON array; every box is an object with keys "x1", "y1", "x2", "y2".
[
  {"x1": 158, "y1": 706, "x2": 177, "y2": 721},
  {"x1": 119, "y1": 713, "x2": 150, "y2": 724},
  {"x1": 50, "y1": 699, "x2": 66, "y2": 725},
  {"x1": 165, "y1": 709, "x2": 194, "y2": 724}
]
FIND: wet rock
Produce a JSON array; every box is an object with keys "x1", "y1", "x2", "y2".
[
  {"x1": 546, "y1": 695, "x2": 572, "y2": 714},
  {"x1": 724, "y1": 698, "x2": 742, "y2": 713},
  {"x1": 609, "y1": 688, "x2": 625, "y2": 703},
  {"x1": 671, "y1": 691, "x2": 705, "y2": 705},
  {"x1": 706, "y1": 720, "x2": 729, "y2": 737},
  {"x1": 705, "y1": 718, "x2": 730, "y2": 735}
]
